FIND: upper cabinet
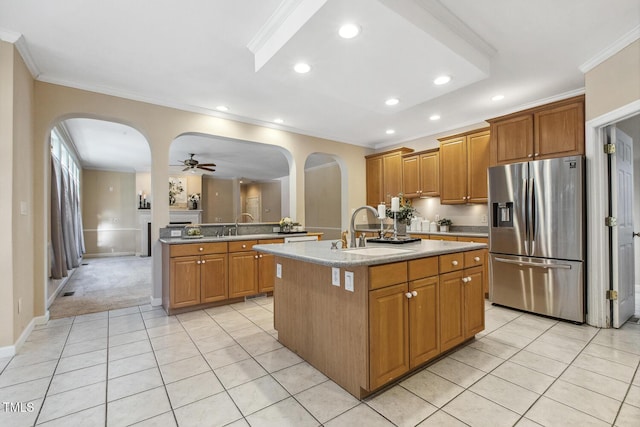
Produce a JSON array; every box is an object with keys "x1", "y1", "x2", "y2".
[
  {"x1": 366, "y1": 148, "x2": 413, "y2": 206},
  {"x1": 488, "y1": 95, "x2": 585, "y2": 166},
  {"x1": 438, "y1": 128, "x2": 490, "y2": 204},
  {"x1": 402, "y1": 149, "x2": 440, "y2": 199}
]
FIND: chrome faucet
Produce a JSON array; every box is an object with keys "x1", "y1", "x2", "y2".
[
  {"x1": 349, "y1": 206, "x2": 381, "y2": 248},
  {"x1": 235, "y1": 212, "x2": 254, "y2": 234}
]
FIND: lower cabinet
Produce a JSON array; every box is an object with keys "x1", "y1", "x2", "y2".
[{"x1": 228, "y1": 239, "x2": 283, "y2": 298}]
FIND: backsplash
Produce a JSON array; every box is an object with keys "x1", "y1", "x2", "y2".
[
  {"x1": 160, "y1": 222, "x2": 280, "y2": 238},
  {"x1": 411, "y1": 198, "x2": 490, "y2": 227}
]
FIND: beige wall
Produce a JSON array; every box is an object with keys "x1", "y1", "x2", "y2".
[
  {"x1": 305, "y1": 162, "x2": 341, "y2": 239},
  {"x1": 260, "y1": 181, "x2": 282, "y2": 223},
  {"x1": 0, "y1": 40, "x2": 36, "y2": 347},
  {"x1": 586, "y1": 40, "x2": 640, "y2": 121},
  {"x1": 82, "y1": 169, "x2": 137, "y2": 256},
  {"x1": 31, "y1": 81, "x2": 370, "y2": 319},
  {"x1": 202, "y1": 176, "x2": 235, "y2": 223}
]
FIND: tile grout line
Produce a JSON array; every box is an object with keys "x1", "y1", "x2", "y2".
[{"x1": 611, "y1": 343, "x2": 640, "y2": 426}]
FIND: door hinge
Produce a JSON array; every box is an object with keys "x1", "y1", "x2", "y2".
[
  {"x1": 605, "y1": 217, "x2": 617, "y2": 227},
  {"x1": 606, "y1": 290, "x2": 618, "y2": 300},
  {"x1": 604, "y1": 143, "x2": 616, "y2": 154}
]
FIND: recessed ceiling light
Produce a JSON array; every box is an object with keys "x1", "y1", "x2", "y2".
[
  {"x1": 491, "y1": 94, "x2": 505, "y2": 101},
  {"x1": 385, "y1": 98, "x2": 399, "y2": 106},
  {"x1": 339, "y1": 23, "x2": 360, "y2": 39},
  {"x1": 386, "y1": 129, "x2": 395, "y2": 135},
  {"x1": 433, "y1": 75, "x2": 451, "y2": 85},
  {"x1": 216, "y1": 105, "x2": 229, "y2": 112},
  {"x1": 274, "y1": 118, "x2": 284, "y2": 124},
  {"x1": 294, "y1": 63, "x2": 311, "y2": 73},
  {"x1": 429, "y1": 114, "x2": 441, "y2": 121}
]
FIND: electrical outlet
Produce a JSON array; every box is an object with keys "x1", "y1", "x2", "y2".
[
  {"x1": 276, "y1": 263, "x2": 282, "y2": 279},
  {"x1": 481, "y1": 215, "x2": 487, "y2": 224},
  {"x1": 332, "y1": 267, "x2": 340, "y2": 287},
  {"x1": 171, "y1": 230, "x2": 181, "y2": 237},
  {"x1": 344, "y1": 271, "x2": 354, "y2": 292},
  {"x1": 18, "y1": 298, "x2": 23, "y2": 314}
]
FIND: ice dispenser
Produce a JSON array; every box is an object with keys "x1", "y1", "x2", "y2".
[{"x1": 492, "y1": 202, "x2": 513, "y2": 227}]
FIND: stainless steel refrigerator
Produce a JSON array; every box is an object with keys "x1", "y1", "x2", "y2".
[{"x1": 488, "y1": 156, "x2": 585, "y2": 323}]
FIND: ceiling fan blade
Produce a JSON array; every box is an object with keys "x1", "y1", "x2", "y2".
[
  {"x1": 198, "y1": 163, "x2": 216, "y2": 167},
  {"x1": 182, "y1": 166, "x2": 191, "y2": 171},
  {"x1": 198, "y1": 166, "x2": 216, "y2": 172}
]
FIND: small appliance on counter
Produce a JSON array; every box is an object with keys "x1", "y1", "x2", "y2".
[{"x1": 488, "y1": 156, "x2": 586, "y2": 323}]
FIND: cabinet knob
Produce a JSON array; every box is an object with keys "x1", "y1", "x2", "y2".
[
  {"x1": 462, "y1": 197, "x2": 466, "y2": 200},
  {"x1": 202, "y1": 260, "x2": 206, "y2": 264},
  {"x1": 451, "y1": 260, "x2": 458, "y2": 266},
  {"x1": 534, "y1": 153, "x2": 539, "y2": 156},
  {"x1": 467, "y1": 276, "x2": 472, "y2": 282},
  {"x1": 405, "y1": 292, "x2": 413, "y2": 299},
  {"x1": 254, "y1": 255, "x2": 258, "y2": 259},
  {"x1": 474, "y1": 256, "x2": 480, "y2": 262},
  {"x1": 527, "y1": 154, "x2": 533, "y2": 158},
  {"x1": 242, "y1": 244, "x2": 247, "y2": 249},
  {"x1": 199, "y1": 247, "x2": 204, "y2": 251},
  {"x1": 411, "y1": 291, "x2": 418, "y2": 297},
  {"x1": 196, "y1": 260, "x2": 201, "y2": 265},
  {"x1": 462, "y1": 277, "x2": 469, "y2": 283}
]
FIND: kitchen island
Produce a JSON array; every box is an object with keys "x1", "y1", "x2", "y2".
[{"x1": 253, "y1": 239, "x2": 487, "y2": 399}]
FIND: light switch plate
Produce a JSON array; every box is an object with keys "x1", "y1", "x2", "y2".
[
  {"x1": 332, "y1": 267, "x2": 340, "y2": 287},
  {"x1": 276, "y1": 263, "x2": 282, "y2": 279},
  {"x1": 171, "y1": 230, "x2": 181, "y2": 237},
  {"x1": 344, "y1": 271, "x2": 354, "y2": 292}
]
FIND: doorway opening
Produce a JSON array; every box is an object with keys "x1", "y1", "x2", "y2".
[{"x1": 605, "y1": 115, "x2": 640, "y2": 327}]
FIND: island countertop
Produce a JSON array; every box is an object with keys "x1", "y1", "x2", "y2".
[{"x1": 253, "y1": 239, "x2": 486, "y2": 267}]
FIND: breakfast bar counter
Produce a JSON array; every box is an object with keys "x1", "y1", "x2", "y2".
[{"x1": 253, "y1": 239, "x2": 487, "y2": 399}]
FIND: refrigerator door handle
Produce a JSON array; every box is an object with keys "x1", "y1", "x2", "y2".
[
  {"x1": 494, "y1": 257, "x2": 572, "y2": 270},
  {"x1": 530, "y1": 177, "x2": 536, "y2": 252},
  {"x1": 523, "y1": 177, "x2": 530, "y2": 255}
]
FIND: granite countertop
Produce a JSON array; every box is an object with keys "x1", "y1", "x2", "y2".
[
  {"x1": 410, "y1": 231, "x2": 488, "y2": 238},
  {"x1": 253, "y1": 239, "x2": 487, "y2": 268},
  {"x1": 159, "y1": 232, "x2": 311, "y2": 244}
]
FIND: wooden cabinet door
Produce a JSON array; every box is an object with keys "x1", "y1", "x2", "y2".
[
  {"x1": 402, "y1": 155, "x2": 420, "y2": 198},
  {"x1": 229, "y1": 251, "x2": 258, "y2": 298},
  {"x1": 366, "y1": 156, "x2": 384, "y2": 206},
  {"x1": 463, "y1": 266, "x2": 485, "y2": 339},
  {"x1": 439, "y1": 271, "x2": 464, "y2": 352},
  {"x1": 258, "y1": 253, "x2": 276, "y2": 292},
  {"x1": 369, "y1": 283, "x2": 409, "y2": 390},
  {"x1": 420, "y1": 151, "x2": 440, "y2": 197},
  {"x1": 383, "y1": 152, "x2": 403, "y2": 201},
  {"x1": 170, "y1": 256, "x2": 200, "y2": 308},
  {"x1": 409, "y1": 276, "x2": 439, "y2": 368},
  {"x1": 491, "y1": 115, "x2": 534, "y2": 165},
  {"x1": 534, "y1": 100, "x2": 584, "y2": 159},
  {"x1": 439, "y1": 137, "x2": 467, "y2": 204},
  {"x1": 467, "y1": 130, "x2": 490, "y2": 203},
  {"x1": 201, "y1": 253, "x2": 227, "y2": 303}
]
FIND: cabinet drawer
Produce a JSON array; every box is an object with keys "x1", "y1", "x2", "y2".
[
  {"x1": 439, "y1": 253, "x2": 464, "y2": 273},
  {"x1": 229, "y1": 240, "x2": 258, "y2": 252},
  {"x1": 170, "y1": 242, "x2": 228, "y2": 257},
  {"x1": 258, "y1": 238, "x2": 284, "y2": 244},
  {"x1": 369, "y1": 262, "x2": 408, "y2": 290},
  {"x1": 457, "y1": 236, "x2": 488, "y2": 244},
  {"x1": 408, "y1": 257, "x2": 438, "y2": 281},
  {"x1": 464, "y1": 250, "x2": 485, "y2": 268}
]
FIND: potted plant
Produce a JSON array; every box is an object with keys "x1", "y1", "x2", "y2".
[
  {"x1": 188, "y1": 193, "x2": 200, "y2": 210},
  {"x1": 437, "y1": 218, "x2": 453, "y2": 232},
  {"x1": 385, "y1": 194, "x2": 418, "y2": 235}
]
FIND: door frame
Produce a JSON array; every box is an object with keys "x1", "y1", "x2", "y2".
[{"x1": 585, "y1": 99, "x2": 640, "y2": 328}]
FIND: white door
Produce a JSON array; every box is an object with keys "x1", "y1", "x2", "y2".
[
  {"x1": 246, "y1": 196, "x2": 261, "y2": 223},
  {"x1": 609, "y1": 125, "x2": 635, "y2": 327}
]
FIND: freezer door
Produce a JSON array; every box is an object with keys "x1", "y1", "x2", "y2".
[
  {"x1": 529, "y1": 157, "x2": 584, "y2": 260},
  {"x1": 490, "y1": 254, "x2": 584, "y2": 323},
  {"x1": 488, "y1": 162, "x2": 528, "y2": 256}
]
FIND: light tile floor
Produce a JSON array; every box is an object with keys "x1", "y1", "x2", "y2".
[{"x1": 1, "y1": 298, "x2": 639, "y2": 427}]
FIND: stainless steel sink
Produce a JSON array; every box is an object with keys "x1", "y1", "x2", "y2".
[{"x1": 344, "y1": 247, "x2": 414, "y2": 256}]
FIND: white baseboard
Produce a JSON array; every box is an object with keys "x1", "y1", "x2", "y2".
[
  {"x1": 0, "y1": 311, "x2": 50, "y2": 358},
  {"x1": 83, "y1": 252, "x2": 136, "y2": 258},
  {"x1": 150, "y1": 296, "x2": 162, "y2": 307}
]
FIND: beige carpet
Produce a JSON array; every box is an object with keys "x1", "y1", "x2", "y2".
[{"x1": 49, "y1": 256, "x2": 151, "y2": 319}]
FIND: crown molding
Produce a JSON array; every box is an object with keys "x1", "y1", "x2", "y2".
[
  {"x1": 580, "y1": 24, "x2": 640, "y2": 73},
  {"x1": 0, "y1": 28, "x2": 41, "y2": 78}
]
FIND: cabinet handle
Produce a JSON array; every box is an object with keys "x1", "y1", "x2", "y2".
[
  {"x1": 474, "y1": 256, "x2": 480, "y2": 262},
  {"x1": 411, "y1": 291, "x2": 418, "y2": 297},
  {"x1": 199, "y1": 247, "x2": 204, "y2": 251},
  {"x1": 462, "y1": 277, "x2": 469, "y2": 283},
  {"x1": 405, "y1": 292, "x2": 413, "y2": 299},
  {"x1": 451, "y1": 260, "x2": 458, "y2": 266}
]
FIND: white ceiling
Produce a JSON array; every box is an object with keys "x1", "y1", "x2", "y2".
[{"x1": 1, "y1": 0, "x2": 639, "y2": 175}]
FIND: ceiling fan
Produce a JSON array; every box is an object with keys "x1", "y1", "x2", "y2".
[{"x1": 173, "y1": 153, "x2": 216, "y2": 173}]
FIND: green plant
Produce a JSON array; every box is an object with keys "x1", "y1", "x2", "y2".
[{"x1": 437, "y1": 218, "x2": 453, "y2": 226}]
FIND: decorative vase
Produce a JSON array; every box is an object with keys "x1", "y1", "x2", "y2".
[
  {"x1": 282, "y1": 224, "x2": 291, "y2": 233},
  {"x1": 397, "y1": 223, "x2": 407, "y2": 236}
]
